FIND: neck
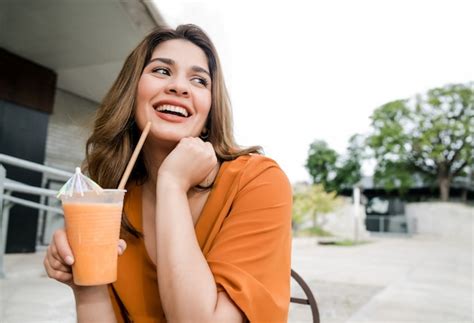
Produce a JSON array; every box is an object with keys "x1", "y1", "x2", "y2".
[{"x1": 141, "y1": 140, "x2": 176, "y2": 195}]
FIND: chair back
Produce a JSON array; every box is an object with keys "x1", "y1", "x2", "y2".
[{"x1": 290, "y1": 269, "x2": 320, "y2": 323}]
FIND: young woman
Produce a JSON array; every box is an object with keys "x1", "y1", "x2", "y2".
[{"x1": 44, "y1": 24, "x2": 292, "y2": 323}]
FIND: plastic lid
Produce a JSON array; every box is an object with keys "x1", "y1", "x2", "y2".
[{"x1": 57, "y1": 167, "x2": 103, "y2": 198}]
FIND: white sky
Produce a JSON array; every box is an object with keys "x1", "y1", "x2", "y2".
[{"x1": 153, "y1": 0, "x2": 474, "y2": 184}]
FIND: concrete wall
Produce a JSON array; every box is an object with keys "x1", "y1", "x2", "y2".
[
  {"x1": 406, "y1": 202, "x2": 473, "y2": 242},
  {"x1": 319, "y1": 198, "x2": 371, "y2": 240},
  {"x1": 45, "y1": 89, "x2": 98, "y2": 174},
  {"x1": 317, "y1": 201, "x2": 473, "y2": 242}
]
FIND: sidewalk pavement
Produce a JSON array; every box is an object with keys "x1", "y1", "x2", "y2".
[{"x1": 1, "y1": 233, "x2": 472, "y2": 323}]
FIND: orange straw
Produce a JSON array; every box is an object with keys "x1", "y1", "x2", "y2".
[{"x1": 118, "y1": 121, "x2": 151, "y2": 189}]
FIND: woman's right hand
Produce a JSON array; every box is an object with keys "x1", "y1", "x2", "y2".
[{"x1": 43, "y1": 228, "x2": 127, "y2": 289}]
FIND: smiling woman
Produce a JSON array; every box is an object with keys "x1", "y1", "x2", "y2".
[
  {"x1": 135, "y1": 39, "x2": 212, "y2": 144},
  {"x1": 43, "y1": 24, "x2": 293, "y2": 323}
]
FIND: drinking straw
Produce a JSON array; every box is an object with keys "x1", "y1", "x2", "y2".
[{"x1": 118, "y1": 121, "x2": 152, "y2": 189}]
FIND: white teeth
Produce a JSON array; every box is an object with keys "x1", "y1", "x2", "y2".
[{"x1": 155, "y1": 104, "x2": 189, "y2": 117}]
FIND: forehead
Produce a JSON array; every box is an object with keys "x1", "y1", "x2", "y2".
[{"x1": 151, "y1": 39, "x2": 208, "y2": 69}]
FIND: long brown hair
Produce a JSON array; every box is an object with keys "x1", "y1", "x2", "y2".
[{"x1": 85, "y1": 24, "x2": 261, "y2": 238}]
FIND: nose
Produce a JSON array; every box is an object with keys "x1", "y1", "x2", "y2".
[{"x1": 165, "y1": 77, "x2": 189, "y2": 97}]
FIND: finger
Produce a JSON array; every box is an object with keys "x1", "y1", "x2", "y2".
[
  {"x1": 43, "y1": 255, "x2": 53, "y2": 277},
  {"x1": 49, "y1": 242, "x2": 63, "y2": 263},
  {"x1": 44, "y1": 257, "x2": 73, "y2": 283},
  {"x1": 47, "y1": 257, "x2": 72, "y2": 273},
  {"x1": 53, "y1": 229, "x2": 74, "y2": 265},
  {"x1": 205, "y1": 142, "x2": 217, "y2": 157},
  {"x1": 49, "y1": 235, "x2": 66, "y2": 263},
  {"x1": 46, "y1": 241, "x2": 66, "y2": 264},
  {"x1": 47, "y1": 248, "x2": 72, "y2": 273},
  {"x1": 180, "y1": 137, "x2": 193, "y2": 145},
  {"x1": 118, "y1": 239, "x2": 127, "y2": 256},
  {"x1": 44, "y1": 256, "x2": 55, "y2": 278}
]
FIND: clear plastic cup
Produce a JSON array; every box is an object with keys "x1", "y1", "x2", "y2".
[{"x1": 60, "y1": 189, "x2": 126, "y2": 286}]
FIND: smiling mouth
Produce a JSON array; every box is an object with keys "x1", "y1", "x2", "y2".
[{"x1": 154, "y1": 104, "x2": 190, "y2": 118}]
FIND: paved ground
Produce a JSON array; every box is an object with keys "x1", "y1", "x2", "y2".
[
  {"x1": 1, "y1": 233, "x2": 472, "y2": 323},
  {"x1": 290, "y1": 234, "x2": 473, "y2": 323}
]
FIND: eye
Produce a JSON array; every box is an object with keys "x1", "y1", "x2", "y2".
[
  {"x1": 151, "y1": 67, "x2": 170, "y2": 76},
  {"x1": 192, "y1": 77, "x2": 209, "y2": 87}
]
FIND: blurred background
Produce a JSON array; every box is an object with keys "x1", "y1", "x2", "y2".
[{"x1": 0, "y1": 0, "x2": 472, "y2": 322}]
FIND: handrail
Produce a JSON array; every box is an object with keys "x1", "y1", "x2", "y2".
[
  {"x1": 0, "y1": 154, "x2": 73, "y2": 279},
  {"x1": 0, "y1": 154, "x2": 73, "y2": 179},
  {"x1": 4, "y1": 179, "x2": 59, "y2": 197},
  {"x1": 3, "y1": 195, "x2": 63, "y2": 215}
]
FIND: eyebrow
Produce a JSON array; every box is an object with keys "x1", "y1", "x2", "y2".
[{"x1": 148, "y1": 57, "x2": 211, "y2": 78}]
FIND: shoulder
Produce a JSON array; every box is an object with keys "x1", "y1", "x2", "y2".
[
  {"x1": 224, "y1": 154, "x2": 279, "y2": 171},
  {"x1": 223, "y1": 154, "x2": 284, "y2": 177},
  {"x1": 222, "y1": 154, "x2": 291, "y2": 193}
]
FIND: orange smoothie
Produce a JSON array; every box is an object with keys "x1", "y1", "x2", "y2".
[{"x1": 63, "y1": 202, "x2": 123, "y2": 286}]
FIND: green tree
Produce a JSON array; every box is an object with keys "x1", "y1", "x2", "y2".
[
  {"x1": 368, "y1": 82, "x2": 474, "y2": 200},
  {"x1": 333, "y1": 134, "x2": 364, "y2": 192},
  {"x1": 305, "y1": 140, "x2": 338, "y2": 192},
  {"x1": 293, "y1": 184, "x2": 340, "y2": 229},
  {"x1": 305, "y1": 137, "x2": 364, "y2": 193}
]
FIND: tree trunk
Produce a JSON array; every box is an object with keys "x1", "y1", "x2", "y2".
[
  {"x1": 439, "y1": 176, "x2": 451, "y2": 201},
  {"x1": 312, "y1": 211, "x2": 317, "y2": 228}
]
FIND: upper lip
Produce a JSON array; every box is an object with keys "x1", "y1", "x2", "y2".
[{"x1": 153, "y1": 99, "x2": 193, "y2": 117}]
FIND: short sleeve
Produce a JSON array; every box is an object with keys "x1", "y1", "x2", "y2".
[{"x1": 206, "y1": 157, "x2": 293, "y2": 322}]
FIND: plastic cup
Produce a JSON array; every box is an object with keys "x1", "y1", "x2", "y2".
[{"x1": 60, "y1": 189, "x2": 126, "y2": 286}]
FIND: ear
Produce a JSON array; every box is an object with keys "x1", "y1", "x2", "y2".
[{"x1": 200, "y1": 127, "x2": 209, "y2": 140}]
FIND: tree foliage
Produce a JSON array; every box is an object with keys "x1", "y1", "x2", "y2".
[
  {"x1": 305, "y1": 140, "x2": 338, "y2": 191},
  {"x1": 367, "y1": 82, "x2": 474, "y2": 200},
  {"x1": 292, "y1": 184, "x2": 340, "y2": 229},
  {"x1": 305, "y1": 137, "x2": 363, "y2": 193},
  {"x1": 332, "y1": 134, "x2": 364, "y2": 192}
]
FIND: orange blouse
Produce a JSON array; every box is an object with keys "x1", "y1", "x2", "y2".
[{"x1": 108, "y1": 155, "x2": 292, "y2": 322}]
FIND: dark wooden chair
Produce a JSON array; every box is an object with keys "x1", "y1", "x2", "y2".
[{"x1": 290, "y1": 269, "x2": 320, "y2": 323}]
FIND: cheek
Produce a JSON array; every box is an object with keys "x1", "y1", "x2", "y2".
[
  {"x1": 137, "y1": 76, "x2": 153, "y2": 104},
  {"x1": 135, "y1": 77, "x2": 154, "y2": 126},
  {"x1": 196, "y1": 91, "x2": 212, "y2": 115}
]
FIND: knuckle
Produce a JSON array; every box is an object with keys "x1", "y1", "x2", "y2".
[
  {"x1": 50, "y1": 243, "x2": 58, "y2": 257},
  {"x1": 53, "y1": 271, "x2": 65, "y2": 281},
  {"x1": 44, "y1": 265, "x2": 54, "y2": 278},
  {"x1": 208, "y1": 151, "x2": 216, "y2": 160},
  {"x1": 51, "y1": 258, "x2": 62, "y2": 269}
]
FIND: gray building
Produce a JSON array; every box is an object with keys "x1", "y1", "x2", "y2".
[{"x1": 0, "y1": 0, "x2": 165, "y2": 252}]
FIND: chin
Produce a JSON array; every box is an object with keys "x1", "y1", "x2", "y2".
[{"x1": 152, "y1": 129, "x2": 194, "y2": 143}]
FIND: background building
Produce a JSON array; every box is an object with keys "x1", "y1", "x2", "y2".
[{"x1": 0, "y1": 0, "x2": 165, "y2": 252}]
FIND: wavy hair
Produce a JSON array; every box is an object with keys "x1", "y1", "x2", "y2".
[{"x1": 85, "y1": 24, "x2": 261, "y2": 237}]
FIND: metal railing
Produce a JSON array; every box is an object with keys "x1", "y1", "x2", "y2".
[{"x1": 0, "y1": 153, "x2": 73, "y2": 278}]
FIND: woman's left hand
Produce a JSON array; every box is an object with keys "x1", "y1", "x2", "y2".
[{"x1": 158, "y1": 137, "x2": 218, "y2": 191}]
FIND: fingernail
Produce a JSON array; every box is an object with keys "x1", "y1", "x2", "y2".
[
  {"x1": 65, "y1": 256, "x2": 74, "y2": 265},
  {"x1": 119, "y1": 240, "x2": 127, "y2": 251}
]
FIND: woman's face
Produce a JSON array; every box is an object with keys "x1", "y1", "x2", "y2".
[{"x1": 135, "y1": 39, "x2": 212, "y2": 144}]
